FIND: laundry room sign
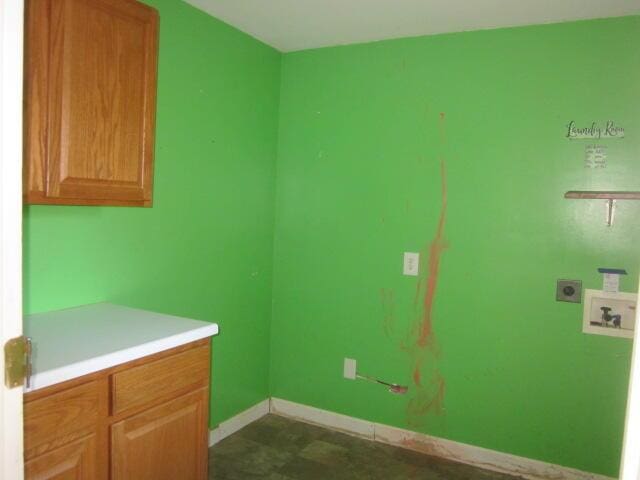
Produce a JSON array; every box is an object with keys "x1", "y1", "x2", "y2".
[{"x1": 566, "y1": 121, "x2": 625, "y2": 140}]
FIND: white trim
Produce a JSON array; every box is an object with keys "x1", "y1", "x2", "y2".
[
  {"x1": 619, "y1": 276, "x2": 640, "y2": 479},
  {"x1": 270, "y1": 397, "x2": 375, "y2": 438},
  {"x1": 0, "y1": 0, "x2": 25, "y2": 479},
  {"x1": 374, "y1": 424, "x2": 612, "y2": 480},
  {"x1": 270, "y1": 398, "x2": 614, "y2": 480},
  {"x1": 0, "y1": 0, "x2": 24, "y2": 480},
  {"x1": 209, "y1": 399, "x2": 270, "y2": 446}
]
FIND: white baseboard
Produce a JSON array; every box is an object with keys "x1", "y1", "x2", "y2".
[
  {"x1": 269, "y1": 397, "x2": 614, "y2": 480},
  {"x1": 209, "y1": 398, "x2": 270, "y2": 446},
  {"x1": 269, "y1": 397, "x2": 375, "y2": 438}
]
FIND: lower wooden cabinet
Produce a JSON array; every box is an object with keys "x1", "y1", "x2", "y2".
[{"x1": 24, "y1": 340, "x2": 211, "y2": 480}]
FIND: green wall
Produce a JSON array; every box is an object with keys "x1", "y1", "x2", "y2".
[
  {"x1": 22, "y1": 0, "x2": 281, "y2": 426},
  {"x1": 271, "y1": 16, "x2": 640, "y2": 477}
]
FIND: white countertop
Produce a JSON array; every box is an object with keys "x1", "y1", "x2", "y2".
[{"x1": 24, "y1": 303, "x2": 219, "y2": 392}]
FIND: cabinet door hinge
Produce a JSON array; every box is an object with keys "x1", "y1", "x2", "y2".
[{"x1": 4, "y1": 336, "x2": 32, "y2": 389}]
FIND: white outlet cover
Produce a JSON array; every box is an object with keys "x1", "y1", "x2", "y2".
[
  {"x1": 403, "y1": 252, "x2": 419, "y2": 276},
  {"x1": 343, "y1": 358, "x2": 356, "y2": 380}
]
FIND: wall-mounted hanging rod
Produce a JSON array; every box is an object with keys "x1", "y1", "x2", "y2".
[
  {"x1": 356, "y1": 373, "x2": 408, "y2": 395},
  {"x1": 564, "y1": 191, "x2": 640, "y2": 226},
  {"x1": 564, "y1": 191, "x2": 640, "y2": 200}
]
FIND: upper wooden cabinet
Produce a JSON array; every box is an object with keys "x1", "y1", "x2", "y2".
[{"x1": 24, "y1": 0, "x2": 159, "y2": 207}]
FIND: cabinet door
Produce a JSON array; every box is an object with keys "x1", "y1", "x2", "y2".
[
  {"x1": 25, "y1": 434, "x2": 97, "y2": 480},
  {"x1": 24, "y1": 0, "x2": 158, "y2": 206},
  {"x1": 111, "y1": 388, "x2": 209, "y2": 480}
]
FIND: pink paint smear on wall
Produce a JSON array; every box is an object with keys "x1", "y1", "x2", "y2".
[{"x1": 404, "y1": 113, "x2": 449, "y2": 428}]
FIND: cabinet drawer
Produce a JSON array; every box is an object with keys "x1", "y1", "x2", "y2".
[
  {"x1": 112, "y1": 344, "x2": 210, "y2": 415},
  {"x1": 24, "y1": 380, "x2": 101, "y2": 456}
]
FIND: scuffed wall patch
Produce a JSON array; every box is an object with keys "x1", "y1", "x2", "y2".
[{"x1": 380, "y1": 288, "x2": 396, "y2": 337}]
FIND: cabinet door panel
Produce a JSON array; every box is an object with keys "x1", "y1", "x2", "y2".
[
  {"x1": 111, "y1": 389, "x2": 208, "y2": 480},
  {"x1": 25, "y1": 434, "x2": 97, "y2": 480},
  {"x1": 49, "y1": 0, "x2": 157, "y2": 202}
]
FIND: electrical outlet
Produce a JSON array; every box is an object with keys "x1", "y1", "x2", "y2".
[
  {"x1": 403, "y1": 252, "x2": 419, "y2": 276},
  {"x1": 556, "y1": 279, "x2": 582, "y2": 303},
  {"x1": 343, "y1": 358, "x2": 356, "y2": 380}
]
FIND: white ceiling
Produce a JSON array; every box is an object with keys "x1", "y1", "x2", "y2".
[{"x1": 184, "y1": 0, "x2": 639, "y2": 52}]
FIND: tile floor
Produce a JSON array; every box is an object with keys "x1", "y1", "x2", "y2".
[{"x1": 208, "y1": 414, "x2": 524, "y2": 480}]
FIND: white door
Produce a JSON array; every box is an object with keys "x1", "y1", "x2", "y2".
[
  {"x1": 620, "y1": 277, "x2": 640, "y2": 479},
  {"x1": 0, "y1": 0, "x2": 25, "y2": 479}
]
